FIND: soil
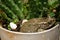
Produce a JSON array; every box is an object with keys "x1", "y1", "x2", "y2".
[
  {"x1": 1, "y1": 17, "x2": 56, "y2": 33},
  {"x1": 20, "y1": 18, "x2": 56, "y2": 33}
]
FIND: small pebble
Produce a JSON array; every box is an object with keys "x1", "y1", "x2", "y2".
[
  {"x1": 22, "y1": 19, "x2": 28, "y2": 24},
  {"x1": 38, "y1": 29, "x2": 44, "y2": 32},
  {"x1": 53, "y1": 9, "x2": 56, "y2": 13},
  {"x1": 10, "y1": 22, "x2": 17, "y2": 30}
]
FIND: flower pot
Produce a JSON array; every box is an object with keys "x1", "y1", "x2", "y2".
[{"x1": 0, "y1": 24, "x2": 59, "y2": 40}]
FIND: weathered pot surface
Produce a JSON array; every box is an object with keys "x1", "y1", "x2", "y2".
[{"x1": 0, "y1": 24, "x2": 59, "y2": 40}]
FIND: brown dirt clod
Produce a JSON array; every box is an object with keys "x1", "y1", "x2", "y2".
[{"x1": 20, "y1": 18, "x2": 56, "y2": 33}]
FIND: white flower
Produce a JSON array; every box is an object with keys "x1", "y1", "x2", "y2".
[{"x1": 10, "y1": 22, "x2": 17, "y2": 29}]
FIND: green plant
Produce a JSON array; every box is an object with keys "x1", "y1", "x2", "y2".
[
  {"x1": 1, "y1": 0, "x2": 24, "y2": 20},
  {"x1": 0, "y1": 4, "x2": 19, "y2": 23},
  {"x1": 26, "y1": 0, "x2": 59, "y2": 18},
  {"x1": 0, "y1": 0, "x2": 60, "y2": 31}
]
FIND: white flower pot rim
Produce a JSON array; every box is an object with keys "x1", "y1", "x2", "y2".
[{"x1": 0, "y1": 24, "x2": 59, "y2": 34}]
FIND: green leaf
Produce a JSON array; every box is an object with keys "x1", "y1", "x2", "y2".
[
  {"x1": 8, "y1": 25, "x2": 11, "y2": 30},
  {"x1": 49, "y1": 12, "x2": 55, "y2": 17},
  {"x1": 48, "y1": 0, "x2": 58, "y2": 5}
]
